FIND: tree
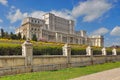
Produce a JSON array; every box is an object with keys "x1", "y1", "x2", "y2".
[
  {"x1": 32, "y1": 34, "x2": 37, "y2": 41},
  {"x1": 4, "y1": 32, "x2": 10, "y2": 39},
  {"x1": 10, "y1": 32, "x2": 18, "y2": 39},
  {"x1": 10, "y1": 32, "x2": 13, "y2": 39},
  {"x1": 22, "y1": 35, "x2": 26, "y2": 40},
  {"x1": 17, "y1": 32, "x2": 21, "y2": 39},
  {"x1": 0, "y1": 28, "x2": 5, "y2": 38}
]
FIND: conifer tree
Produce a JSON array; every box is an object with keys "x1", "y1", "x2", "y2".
[{"x1": 32, "y1": 34, "x2": 37, "y2": 41}]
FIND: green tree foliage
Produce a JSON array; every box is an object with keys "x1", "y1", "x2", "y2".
[
  {"x1": 17, "y1": 32, "x2": 21, "y2": 39},
  {"x1": 10, "y1": 32, "x2": 13, "y2": 39},
  {"x1": 22, "y1": 35, "x2": 26, "y2": 40},
  {"x1": 4, "y1": 32, "x2": 10, "y2": 39},
  {"x1": 32, "y1": 34, "x2": 37, "y2": 41},
  {"x1": 0, "y1": 28, "x2": 5, "y2": 38},
  {"x1": 10, "y1": 32, "x2": 18, "y2": 40},
  {"x1": 0, "y1": 29, "x2": 10, "y2": 39}
]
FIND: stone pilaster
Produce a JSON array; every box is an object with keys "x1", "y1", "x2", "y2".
[
  {"x1": 62, "y1": 44, "x2": 71, "y2": 63},
  {"x1": 112, "y1": 48, "x2": 117, "y2": 55},
  {"x1": 102, "y1": 47, "x2": 106, "y2": 55},
  {"x1": 86, "y1": 46, "x2": 93, "y2": 55},
  {"x1": 22, "y1": 40, "x2": 33, "y2": 66}
]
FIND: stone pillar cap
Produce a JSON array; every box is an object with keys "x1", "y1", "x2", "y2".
[
  {"x1": 102, "y1": 47, "x2": 106, "y2": 49},
  {"x1": 22, "y1": 40, "x2": 32, "y2": 46},
  {"x1": 64, "y1": 43, "x2": 70, "y2": 47}
]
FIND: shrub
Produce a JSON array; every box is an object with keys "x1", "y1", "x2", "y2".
[
  {"x1": 106, "y1": 48, "x2": 112, "y2": 55},
  {"x1": 117, "y1": 49, "x2": 120, "y2": 55},
  {"x1": 33, "y1": 46, "x2": 62, "y2": 55},
  {"x1": 0, "y1": 43, "x2": 21, "y2": 55},
  {"x1": 93, "y1": 47, "x2": 102, "y2": 55},
  {"x1": 71, "y1": 48, "x2": 86, "y2": 55},
  {"x1": 93, "y1": 50, "x2": 102, "y2": 55},
  {"x1": 32, "y1": 34, "x2": 37, "y2": 41}
]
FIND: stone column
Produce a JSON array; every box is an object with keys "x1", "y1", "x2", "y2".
[
  {"x1": 86, "y1": 46, "x2": 93, "y2": 55},
  {"x1": 61, "y1": 34, "x2": 63, "y2": 43},
  {"x1": 102, "y1": 47, "x2": 106, "y2": 55},
  {"x1": 112, "y1": 48, "x2": 117, "y2": 55},
  {"x1": 62, "y1": 44, "x2": 71, "y2": 64},
  {"x1": 86, "y1": 46, "x2": 93, "y2": 65},
  {"x1": 22, "y1": 40, "x2": 33, "y2": 66}
]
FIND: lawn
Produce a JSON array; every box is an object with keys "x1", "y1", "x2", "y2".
[{"x1": 0, "y1": 62, "x2": 120, "y2": 80}]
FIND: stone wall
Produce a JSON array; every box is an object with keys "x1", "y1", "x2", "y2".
[
  {"x1": 0, "y1": 56, "x2": 25, "y2": 68},
  {"x1": 33, "y1": 56, "x2": 67, "y2": 65},
  {"x1": 0, "y1": 41, "x2": 120, "y2": 76}
]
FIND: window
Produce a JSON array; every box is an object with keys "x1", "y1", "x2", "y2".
[
  {"x1": 76, "y1": 39, "x2": 78, "y2": 44},
  {"x1": 70, "y1": 37, "x2": 73, "y2": 43},
  {"x1": 31, "y1": 19, "x2": 33, "y2": 22},
  {"x1": 62, "y1": 36, "x2": 67, "y2": 43},
  {"x1": 35, "y1": 20, "x2": 36, "y2": 23}
]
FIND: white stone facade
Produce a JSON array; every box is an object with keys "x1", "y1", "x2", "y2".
[
  {"x1": 15, "y1": 13, "x2": 104, "y2": 47},
  {"x1": 88, "y1": 35, "x2": 104, "y2": 47}
]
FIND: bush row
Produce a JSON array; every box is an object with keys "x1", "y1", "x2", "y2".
[
  {"x1": 117, "y1": 49, "x2": 120, "y2": 55},
  {"x1": 71, "y1": 48, "x2": 86, "y2": 55},
  {"x1": 0, "y1": 46, "x2": 22, "y2": 55},
  {"x1": 33, "y1": 46, "x2": 62, "y2": 55},
  {"x1": 0, "y1": 42, "x2": 120, "y2": 55},
  {"x1": 0, "y1": 43, "x2": 21, "y2": 55}
]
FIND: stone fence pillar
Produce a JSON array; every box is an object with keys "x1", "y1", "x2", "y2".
[
  {"x1": 86, "y1": 46, "x2": 93, "y2": 65},
  {"x1": 22, "y1": 40, "x2": 33, "y2": 66},
  {"x1": 112, "y1": 48, "x2": 117, "y2": 55},
  {"x1": 102, "y1": 47, "x2": 106, "y2": 55},
  {"x1": 62, "y1": 44, "x2": 71, "y2": 63},
  {"x1": 86, "y1": 46, "x2": 93, "y2": 55}
]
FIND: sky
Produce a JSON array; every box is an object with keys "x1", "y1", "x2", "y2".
[{"x1": 0, "y1": 0, "x2": 120, "y2": 47}]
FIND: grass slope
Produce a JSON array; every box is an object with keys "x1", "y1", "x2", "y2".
[{"x1": 0, "y1": 62, "x2": 120, "y2": 80}]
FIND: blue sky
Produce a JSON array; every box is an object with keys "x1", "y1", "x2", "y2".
[{"x1": 0, "y1": 0, "x2": 120, "y2": 46}]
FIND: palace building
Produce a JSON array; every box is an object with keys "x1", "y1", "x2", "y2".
[{"x1": 15, "y1": 13, "x2": 104, "y2": 47}]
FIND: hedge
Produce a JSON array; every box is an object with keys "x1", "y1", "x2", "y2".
[
  {"x1": 71, "y1": 48, "x2": 86, "y2": 55},
  {"x1": 117, "y1": 49, "x2": 120, "y2": 55},
  {"x1": 0, "y1": 43, "x2": 21, "y2": 55},
  {"x1": 106, "y1": 48, "x2": 112, "y2": 55},
  {"x1": 33, "y1": 46, "x2": 62, "y2": 55},
  {"x1": 1, "y1": 40, "x2": 120, "y2": 56},
  {"x1": 92, "y1": 47, "x2": 102, "y2": 55}
]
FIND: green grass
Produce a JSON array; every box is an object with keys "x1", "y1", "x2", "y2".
[{"x1": 0, "y1": 62, "x2": 120, "y2": 80}]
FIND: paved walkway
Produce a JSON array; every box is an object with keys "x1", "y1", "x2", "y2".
[{"x1": 70, "y1": 68, "x2": 120, "y2": 80}]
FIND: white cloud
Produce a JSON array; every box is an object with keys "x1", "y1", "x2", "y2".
[
  {"x1": 7, "y1": 9, "x2": 28, "y2": 23},
  {"x1": 7, "y1": 8, "x2": 48, "y2": 23},
  {"x1": 7, "y1": 0, "x2": 113, "y2": 23},
  {"x1": 50, "y1": 10, "x2": 74, "y2": 20},
  {"x1": 30, "y1": 10, "x2": 74, "y2": 20},
  {"x1": 0, "y1": 26, "x2": 16, "y2": 33},
  {"x1": 110, "y1": 26, "x2": 120, "y2": 36},
  {"x1": 11, "y1": 5, "x2": 15, "y2": 9},
  {"x1": 72, "y1": 0, "x2": 112, "y2": 22},
  {"x1": 91, "y1": 27, "x2": 109, "y2": 35},
  {"x1": 0, "y1": 0, "x2": 8, "y2": 6},
  {"x1": 30, "y1": 11, "x2": 46, "y2": 19},
  {"x1": 104, "y1": 37, "x2": 120, "y2": 47},
  {"x1": 7, "y1": 7, "x2": 75, "y2": 23},
  {"x1": 0, "y1": 18, "x2": 3, "y2": 23}
]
